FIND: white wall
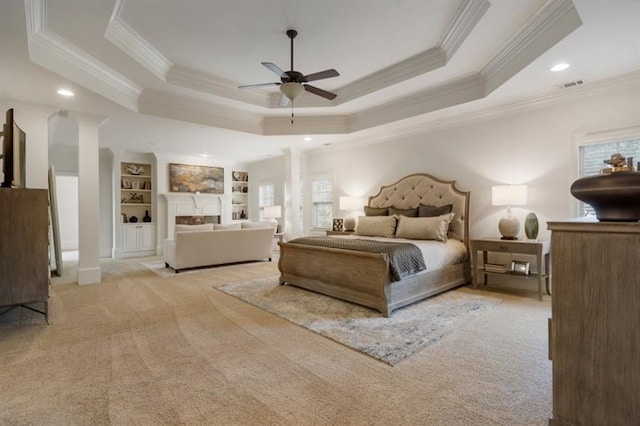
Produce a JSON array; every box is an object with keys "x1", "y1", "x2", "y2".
[
  {"x1": 252, "y1": 83, "x2": 639, "y2": 241},
  {"x1": 56, "y1": 174, "x2": 79, "y2": 250}
]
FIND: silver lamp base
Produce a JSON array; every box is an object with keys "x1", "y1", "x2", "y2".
[{"x1": 498, "y1": 211, "x2": 520, "y2": 240}]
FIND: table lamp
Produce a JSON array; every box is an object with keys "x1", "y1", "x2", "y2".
[
  {"x1": 492, "y1": 185, "x2": 527, "y2": 240},
  {"x1": 339, "y1": 196, "x2": 362, "y2": 231},
  {"x1": 263, "y1": 205, "x2": 281, "y2": 232}
]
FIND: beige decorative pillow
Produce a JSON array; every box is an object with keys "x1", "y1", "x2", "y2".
[
  {"x1": 394, "y1": 213, "x2": 455, "y2": 241},
  {"x1": 213, "y1": 223, "x2": 242, "y2": 230},
  {"x1": 355, "y1": 215, "x2": 398, "y2": 238}
]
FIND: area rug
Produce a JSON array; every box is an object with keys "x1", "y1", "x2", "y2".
[{"x1": 213, "y1": 277, "x2": 502, "y2": 365}]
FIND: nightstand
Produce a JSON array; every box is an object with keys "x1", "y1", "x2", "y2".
[
  {"x1": 325, "y1": 230, "x2": 355, "y2": 236},
  {"x1": 471, "y1": 238, "x2": 550, "y2": 301}
]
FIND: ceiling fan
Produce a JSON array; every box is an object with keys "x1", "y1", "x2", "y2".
[{"x1": 238, "y1": 29, "x2": 340, "y2": 110}]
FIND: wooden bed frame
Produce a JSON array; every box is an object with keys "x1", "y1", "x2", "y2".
[{"x1": 278, "y1": 173, "x2": 471, "y2": 317}]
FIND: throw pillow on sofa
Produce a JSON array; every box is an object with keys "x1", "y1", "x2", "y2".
[{"x1": 174, "y1": 224, "x2": 212, "y2": 239}]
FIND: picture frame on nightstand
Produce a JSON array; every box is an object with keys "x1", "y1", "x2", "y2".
[
  {"x1": 511, "y1": 260, "x2": 530, "y2": 275},
  {"x1": 332, "y1": 218, "x2": 343, "y2": 231}
]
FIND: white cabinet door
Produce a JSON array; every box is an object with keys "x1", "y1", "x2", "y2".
[
  {"x1": 139, "y1": 224, "x2": 155, "y2": 251},
  {"x1": 122, "y1": 224, "x2": 155, "y2": 253},
  {"x1": 122, "y1": 224, "x2": 139, "y2": 251}
]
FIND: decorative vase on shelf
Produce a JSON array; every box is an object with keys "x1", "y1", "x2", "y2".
[
  {"x1": 129, "y1": 216, "x2": 138, "y2": 223},
  {"x1": 143, "y1": 210, "x2": 151, "y2": 223},
  {"x1": 524, "y1": 212, "x2": 539, "y2": 240},
  {"x1": 240, "y1": 210, "x2": 246, "y2": 219}
]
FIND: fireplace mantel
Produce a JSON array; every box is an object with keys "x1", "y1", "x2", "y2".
[{"x1": 161, "y1": 193, "x2": 225, "y2": 238}]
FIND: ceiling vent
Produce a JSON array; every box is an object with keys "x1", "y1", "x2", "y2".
[{"x1": 560, "y1": 79, "x2": 585, "y2": 89}]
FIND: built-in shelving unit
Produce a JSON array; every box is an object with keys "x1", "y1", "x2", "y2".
[
  {"x1": 117, "y1": 160, "x2": 155, "y2": 257},
  {"x1": 231, "y1": 170, "x2": 249, "y2": 221}
]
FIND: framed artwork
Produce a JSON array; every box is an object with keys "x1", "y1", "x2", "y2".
[
  {"x1": 169, "y1": 163, "x2": 224, "y2": 193},
  {"x1": 332, "y1": 218, "x2": 343, "y2": 232},
  {"x1": 122, "y1": 178, "x2": 131, "y2": 189},
  {"x1": 132, "y1": 181, "x2": 140, "y2": 190}
]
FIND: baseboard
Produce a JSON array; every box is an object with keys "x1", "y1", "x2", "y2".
[{"x1": 78, "y1": 266, "x2": 101, "y2": 285}]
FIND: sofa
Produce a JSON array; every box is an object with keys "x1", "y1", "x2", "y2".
[{"x1": 163, "y1": 222, "x2": 276, "y2": 273}]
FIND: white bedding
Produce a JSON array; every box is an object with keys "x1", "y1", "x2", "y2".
[{"x1": 328, "y1": 234, "x2": 467, "y2": 272}]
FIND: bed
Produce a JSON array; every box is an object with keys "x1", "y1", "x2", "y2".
[{"x1": 278, "y1": 173, "x2": 471, "y2": 317}]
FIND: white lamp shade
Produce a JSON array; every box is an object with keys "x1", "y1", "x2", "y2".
[
  {"x1": 280, "y1": 82, "x2": 304, "y2": 101},
  {"x1": 263, "y1": 205, "x2": 281, "y2": 219},
  {"x1": 492, "y1": 185, "x2": 527, "y2": 206},
  {"x1": 339, "y1": 196, "x2": 362, "y2": 212}
]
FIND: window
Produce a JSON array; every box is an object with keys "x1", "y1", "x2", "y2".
[
  {"x1": 578, "y1": 138, "x2": 639, "y2": 216},
  {"x1": 259, "y1": 183, "x2": 274, "y2": 221},
  {"x1": 311, "y1": 176, "x2": 333, "y2": 229}
]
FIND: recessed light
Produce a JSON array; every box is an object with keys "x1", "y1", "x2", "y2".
[
  {"x1": 57, "y1": 89, "x2": 74, "y2": 97},
  {"x1": 550, "y1": 63, "x2": 570, "y2": 72},
  {"x1": 198, "y1": 153, "x2": 209, "y2": 158},
  {"x1": 304, "y1": 136, "x2": 312, "y2": 142}
]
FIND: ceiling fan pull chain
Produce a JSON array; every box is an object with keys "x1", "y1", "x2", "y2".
[{"x1": 291, "y1": 101, "x2": 294, "y2": 124}]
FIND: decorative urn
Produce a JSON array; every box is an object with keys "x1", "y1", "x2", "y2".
[{"x1": 570, "y1": 171, "x2": 640, "y2": 222}]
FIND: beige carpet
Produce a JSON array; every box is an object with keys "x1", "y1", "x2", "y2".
[
  {"x1": 0, "y1": 257, "x2": 552, "y2": 425},
  {"x1": 214, "y1": 277, "x2": 502, "y2": 365}
]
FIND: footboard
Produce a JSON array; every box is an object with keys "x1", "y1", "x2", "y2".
[{"x1": 278, "y1": 241, "x2": 394, "y2": 316}]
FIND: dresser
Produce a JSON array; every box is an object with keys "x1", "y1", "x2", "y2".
[
  {"x1": 547, "y1": 219, "x2": 639, "y2": 425},
  {"x1": 0, "y1": 188, "x2": 50, "y2": 322}
]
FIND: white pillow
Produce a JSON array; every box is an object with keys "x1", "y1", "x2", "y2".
[
  {"x1": 241, "y1": 221, "x2": 275, "y2": 230},
  {"x1": 213, "y1": 223, "x2": 242, "y2": 230},
  {"x1": 394, "y1": 213, "x2": 455, "y2": 242},
  {"x1": 174, "y1": 224, "x2": 212, "y2": 233},
  {"x1": 355, "y1": 215, "x2": 398, "y2": 238},
  {"x1": 174, "y1": 223, "x2": 213, "y2": 239}
]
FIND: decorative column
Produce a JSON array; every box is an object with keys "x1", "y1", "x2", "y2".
[
  {"x1": 76, "y1": 113, "x2": 105, "y2": 285},
  {"x1": 284, "y1": 148, "x2": 302, "y2": 238}
]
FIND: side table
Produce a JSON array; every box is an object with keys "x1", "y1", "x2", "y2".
[{"x1": 471, "y1": 238, "x2": 551, "y2": 301}]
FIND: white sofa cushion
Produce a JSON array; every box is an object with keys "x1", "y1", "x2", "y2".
[
  {"x1": 213, "y1": 223, "x2": 242, "y2": 230},
  {"x1": 241, "y1": 221, "x2": 276, "y2": 230}
]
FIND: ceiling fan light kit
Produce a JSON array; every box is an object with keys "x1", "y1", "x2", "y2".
[
  {"x1": 280, "y1": 82, "x2": 304, "y2": 101},
  {"x1": 238, "y1": 29, "x2": 340, "y2": 123}
]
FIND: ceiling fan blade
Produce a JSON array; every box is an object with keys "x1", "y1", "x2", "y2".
[
  {"x1": 303, "y1": 69, "x2": 339, "y2": 82},
  {"x1": 261, "y1": 62, "x2": 287, "y2": 78},
  {"x1": 278, "y1": 94, "x2": 290, "y2": 107},
  {"x1": 304, "y1": 84, "x2": 337, "y2": 100},
  {"x1": 238, "y1": 82, "x2": 280, "y2": 89}
]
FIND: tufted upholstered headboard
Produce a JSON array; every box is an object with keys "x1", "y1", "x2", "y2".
[{"x1": 368, "y1": 173, "x2": 470, "y2": 249}]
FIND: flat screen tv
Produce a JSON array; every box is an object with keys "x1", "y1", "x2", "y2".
[{"x1": 1, "y1": 108, "x2": 26, "y2": 188}]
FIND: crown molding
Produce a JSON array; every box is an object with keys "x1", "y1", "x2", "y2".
[
  {"x1": 138, "y1": 89, "x2": 263, "y2": 134},
  {"x1": 25, "y1": 0, "x2": 142, "y2": 111},
  {"x1": 351, "y1": 73, "x2": 485, "y2": 132},
  {"x1": 100, "y1": 0, "x2": 487, "y2": 111},
  {"x1": 441, "y1": 0, "x2": 491, "y2": 60},
  {"x1": 261, "y1": 115, "x2": 349, "y2": 135},
  {"x1": 105, "y1": 0, "x2": 172, "y2": 81},
  {"x1": 166, "y1": 66, "x2": 271, "y2": 108},
  {"x1": 482, "y1": 0, "x2": 582, "y2": 94},
  {"x1": 333, "y1": 71, "x2": 640, "y2": 152}
]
